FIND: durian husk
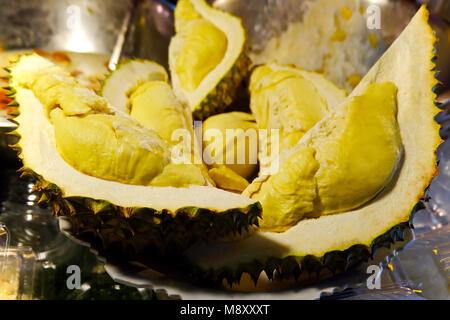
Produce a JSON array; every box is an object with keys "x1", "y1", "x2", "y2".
[
  {"x1": 181, "y1": 203, "x2": 421, "y2": 290},
  {"x1": 9, "y1": 155, "x2": 261, "y2": 256},
  {"x1": 192, "y1": 50, "x2": 251, "y2": 120}
]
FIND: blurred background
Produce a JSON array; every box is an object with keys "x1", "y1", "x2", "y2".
[
  {"x1": 0, "y1": 0, "x2": 448, "y2": 300},
  {"x1": 0, "y1": 0, "x2": 448, "y2": 93}
]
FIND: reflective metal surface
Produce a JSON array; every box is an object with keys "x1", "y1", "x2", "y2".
[
  {"x1": 0, "y1": 0, "x2": 174, "y2": 67},
  {"x1": 0, "y1": 0, "x2": 130, "y2": 54}
]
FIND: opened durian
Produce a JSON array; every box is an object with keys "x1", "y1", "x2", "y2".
[
  {"x1": 169, "y1": 0, "x2": 251, "y2": 120},
  {"x1": 6, "y1": 54, "x2": 261, "y2": 253},
  {"x1": 183, "y1": 6, "x2": 441, "y2": 289},
  {"x1": 4, "y1": 4, "x2": 441, "y2": 291}
]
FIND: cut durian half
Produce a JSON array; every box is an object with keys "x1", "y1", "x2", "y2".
[
  {"x1": 169, "y1": 0, "x2": 250, "y2": 120},
  {"x1": 183, "y1": 6, "x2": 441, "y2": 289},
  {"x1": 7, "y1": 54, "x2": 261, "y2": 254}
]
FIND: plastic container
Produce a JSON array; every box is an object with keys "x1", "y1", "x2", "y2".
[{"x1": 0, "y1": 244, "x2": 36, "y2": 300}]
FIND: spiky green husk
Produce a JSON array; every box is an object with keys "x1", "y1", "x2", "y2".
[
  {"x1": 180, "y1": 202, "x2": 422, "y2": 288},
  {"x1": 192, "y1": 50, "x2": 251, "y2": 120},
  {"x1": 17, "y1": 167, "x2": 261, "y2": 255}
]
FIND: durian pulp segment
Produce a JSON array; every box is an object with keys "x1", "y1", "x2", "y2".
[
  {"x1": 249, "y1": 64, "x2": 347, "y2": 174},
  {"x1": 246, "y1": 82, "x2": 403, "y2": 232},
  {"x1": 174, "y1": 0, "x2": 202, "y2": 32},
  {"x1": 30, "y1": 69, "x2": 109, "y2": 116},
  {"x1": 208, "y1": 165, "x2": 250, "y2": 193},
  {"x1": 11, "y1": 54, "x2": 208, "y2": 188},
  {"x1": 250, "y1": 67, "x2": 329, "y2": 152},
  {"x1": 49, "y1": 108, "x2": 170, "y2": 186},
  {"x1": 175, "y1": 19, "x2": 228, "y2": 92},
  {"x1": 202, "y1": 112, "x2": 259, "y2": 180},
  {"x1": 127, "y1": 80, "x2": 213, "y2": 185},
  {"x1": 128, "y1": 81, "x2": 190, "y2": 144}
]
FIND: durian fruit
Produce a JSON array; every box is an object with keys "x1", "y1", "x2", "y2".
[
  {"x1": 169, "y1": 0, "x2": 251, "y2": 120},
  {"x1": 6, "y1": 54, "x2": 261, "y2": 254},
  {"x1": 249, "y1": 64, "x2": 347, "y2": 173},
  {"x1": 202, "y1": 112, "x2": 259, "y2": 192},
  {"x1": 183, "y1": 6, "x2": 441, "y2": 289}
]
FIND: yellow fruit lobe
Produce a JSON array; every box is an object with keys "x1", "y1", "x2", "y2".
[
  {"x1": 202, "y1": 112, "x2": 259, "y2": 180},
  {"x1": 128, "y1": 81, "x2": 188, "y2": 143},
  {"x1": 208, "y1": 165, "x2": 249, "y2": 193},
  {"x1": 150, "y1": 163, "x2": 207, "y2": 187},
  {"x1": 250, "y1": 67, "x2": 329, "y2": 153},
  {"x1": 246, "y1": 82, "x2": 403, "y2": 231},
  {"x1": 314, "y1": 82, "x2": 402, "y2": 214},
  {"x1": 30, "y1": 68, "x2": 108, "y2": 116},
  {"x1": 176, "y1": 19, "x2": 228, "y2": 92},
  {"x1": 174, "y1": 0, "x2": 202, "y2": 32},
  {"x1": 50, "y1": 108, "x2": 169, "y2": 186}
]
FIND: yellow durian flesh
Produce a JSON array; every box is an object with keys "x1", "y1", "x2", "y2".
[
  {"x1": 174, "y1": 0, "x2": 202, "y2": 32},
  {"x1": 128, "y1": 81, "x2": 188, "y2": 143},
  {"x1": 127, "y1": 80, "x2": 212, "y2": 187},
  {"x1": 29, "y1": 67, "x2": 109, "y2": 116},
  {"x1": 250, "y1": 67, "x2": 330, "y2": 143},
  {"x1": 208, "y1": 165, "x2": 249, "y2": 193},
  {"x1": 202, "y1": 112, "x2": 259, "y2": 180},
  {"x1": 50, "y1": 108, "x2": 170, "y2": 186},
  {"x1": 175, "y1": 18, "x2": 228, "y2": 92},
  {"x1": 245, "y1": 147, "x2": 320, "y2": 229},
  {"x1": 150, "y1": 163, "x2": 206, "y2": 188},
  {"x1": 314, "y1": 82, "x2": 402, "y2": 214},
  {"x1": 250, "y1": 66, "x2": 330, "y2": 169},
  {"x1": 247, "y1": 82, "x2": 403, "y2": 232}
]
